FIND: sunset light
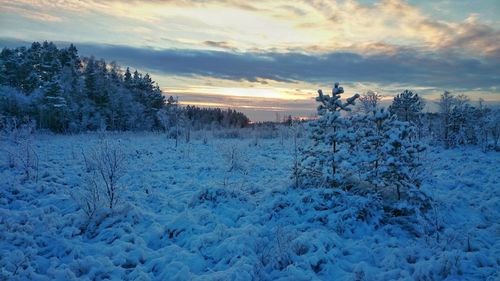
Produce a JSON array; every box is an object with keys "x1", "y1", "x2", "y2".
[{"x1": 1, "y1": 0, "x2": 498, "y2": 121}]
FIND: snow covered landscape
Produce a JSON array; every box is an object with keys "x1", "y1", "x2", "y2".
[
  {"x1": 0, "y1": 38, "x2": 499, "y2": 281},
  {"x1": 1, "y1": 1, "x2": 500, "y2": 280},
  {"x1": 1, "y1": 128, "x2": 499, "y2": 280}
]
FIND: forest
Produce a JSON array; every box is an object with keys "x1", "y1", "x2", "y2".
[{"x1": 0, "y1": 42, "x2": 249, "y2": 133}]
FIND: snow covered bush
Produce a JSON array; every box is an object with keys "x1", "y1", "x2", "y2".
[
  {"x1": 0, "y1": 86, "x2": 36, "y2": 125},
  {"x1": 299, "y1": 83, "x2": 359, "y2": 188}
]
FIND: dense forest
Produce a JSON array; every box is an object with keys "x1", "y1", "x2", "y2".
[{"x1": 0, "y1": 41, "x2": 249, "y2": 133}]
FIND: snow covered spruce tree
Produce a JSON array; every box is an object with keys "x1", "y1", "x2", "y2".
[{"x1": 299, "y1": 83, "x2": 359, "y2": 188}]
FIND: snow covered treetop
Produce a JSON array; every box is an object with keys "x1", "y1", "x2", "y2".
[
  {"x1": 332, "y1": 82, "x2": 344, "y2": 95},
  {"x1": 315, "y1": 83, "x2": 359, "y2": 115}
]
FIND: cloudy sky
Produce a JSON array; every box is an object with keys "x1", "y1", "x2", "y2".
[{"x1": 1, "y1": 0, "x2": 499, "y2": 120}]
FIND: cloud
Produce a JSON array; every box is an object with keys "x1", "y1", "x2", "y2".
[
  {"x1": 1, "y1": 37, "x2": 498, "y2": 93},
  {"x1": 440, "y1": 15, "x2": 500, "y2": 59},
  {"x1": 21, "y1": 11, "x2": 63, "y2": 22},
  {"x1": 203, "y1": 40, "x2": 238, "y2": 51},
  {"x1": 0, "y1": 1, "x2": 64, "y2": 22},
  {"x1": 2, "y1": 0, "x2": 499, "y2": 57},
  {"x1": 67, "y1": 42, "x2": 498, "y2": 91}
]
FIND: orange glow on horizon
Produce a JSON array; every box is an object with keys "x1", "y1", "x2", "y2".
[{"x1": 178, "y1": 101, "x2": 289, "y2": 111}]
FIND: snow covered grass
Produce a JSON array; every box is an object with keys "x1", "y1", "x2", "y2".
[{"x1": 1, "y1": 132, "x2": 499, "y2": 280}]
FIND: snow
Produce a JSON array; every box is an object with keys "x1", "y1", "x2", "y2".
[{"x1": 1, "y1": 132, "x2": 499, "y2": 280}]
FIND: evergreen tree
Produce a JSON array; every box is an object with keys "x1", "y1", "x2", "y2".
[
  {"x1": 356, "y1": 108, "x2": 391, "y2": 186},
  {"x1": 374, "y1": 114, "x2": 425, "y2": 199},
  {"x1": 438, "y1": 91, "x2": 454, "y2": 148},
  {"x1": 389, "y1": 90, "x2": 425, "y2": 123},
  {"x1": 300, "y1": 83, "x2": 359, "y2": 187},
  {"x1": 40, "y1": 79, "x2": 68, "y2": 132},
  {"x1": 354, "y1": 107, "x2": 426, "y2": 199},
  {"x1": 361, "y1": 108, "x2": 425, "y2": 199},
  {"x1": 123, "y1": 67, "x2": 132, "y2": 86}
]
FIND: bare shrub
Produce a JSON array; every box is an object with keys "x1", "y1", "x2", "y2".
[
  {"x1": 71, "y1": 175, "x2": 102, "y2": 232},
  {"x1": 274, "y1": 226, "x2": 293, "y2": 270},
  {"x1": 221, "y1": 145, "x2": 248, "y2": 188},
  {"x1": 290, "y1": 122, "x2": 304, "y2": 188},
  {"x1": 17, "y1": 138, "x2": 39, "y2": 182},
  {"x1": 2, "y1": 119, "x2": 39, "y2": 182},
  {"x1": 85, "y1": 140, "x2": 127, "y2": 209}
]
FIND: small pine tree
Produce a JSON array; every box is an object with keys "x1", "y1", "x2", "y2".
[
  {"x1": 438, "y1": 91, "x2": 454, "y2": 148},
  {"x1": 378, "y1": 119, "x2": 426, "y2": 200},
  {"x1": 350, "y1": 107, "x2": 426, "y2": 200},
  {"x1": 299, "y1": 83, "x2": 359, "y2": 187},
  {"x1": 356, "y1": 108, "x2": 392, "y2": 186},
  {"x1": 389, "y1": 90, "x2": 425, "y2": 123}
]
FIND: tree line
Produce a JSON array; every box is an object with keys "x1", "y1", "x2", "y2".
[
  {"x1": 378, "y1": 89, "x2": 499, "y2": 150},
  {"x1": 0, "y1": 41, "x2": 249, "y2": 133}
]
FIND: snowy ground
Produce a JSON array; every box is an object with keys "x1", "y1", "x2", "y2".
[{"x1": 1, "y1": 132, "x2": 499, "y2": 280}]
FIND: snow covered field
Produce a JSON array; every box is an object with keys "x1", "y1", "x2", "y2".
[{"x1": 1, "y1": 132, "x2": 499, "y2": 280}]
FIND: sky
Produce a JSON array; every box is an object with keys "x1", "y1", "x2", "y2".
[{"x1": 1, "y1": 0, "x2": 499, "y2": 121}]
